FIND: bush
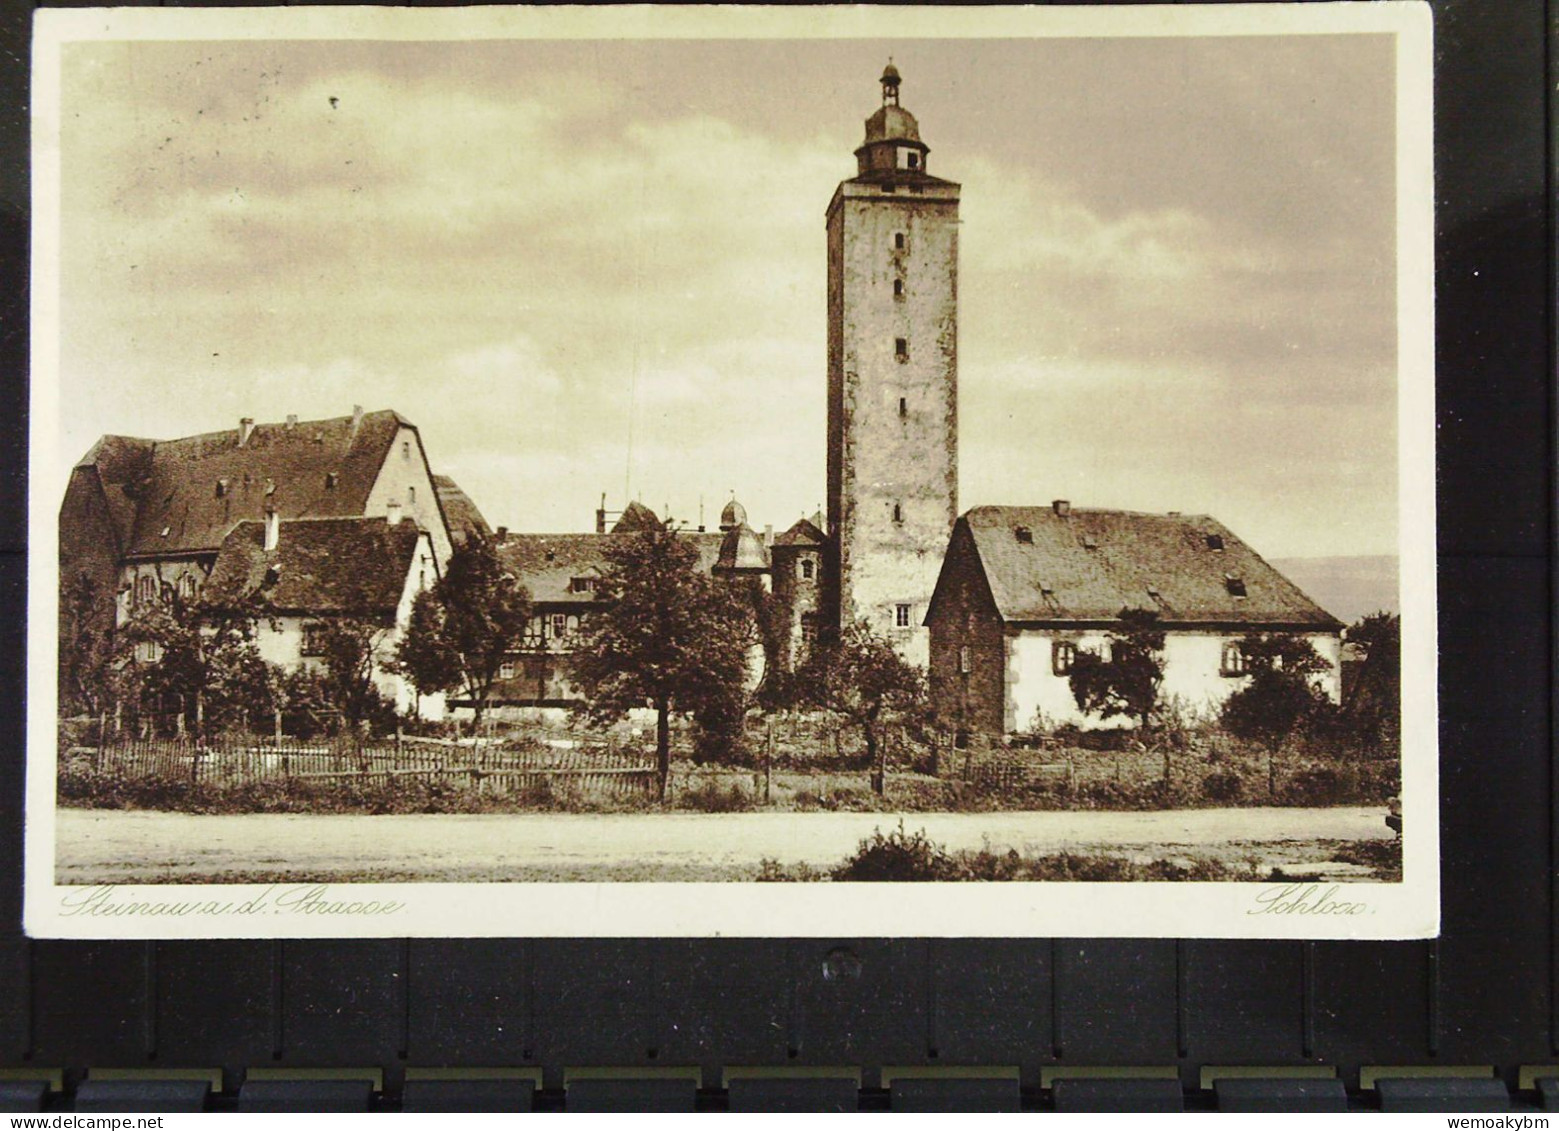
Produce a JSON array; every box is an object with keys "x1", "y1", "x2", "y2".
[
  {"x1": 678, "y1": 779, "x2": 753, "y2": 813},
  {"x1": 831, "y1": 822, "x2": 963, "y2": 881},
  {"x1": 1280, "y1": 767, "x2": 1345, "y2": 806},
  {"x1": 1201, "y1": 770, "x2": 1244, "y2": 803}
]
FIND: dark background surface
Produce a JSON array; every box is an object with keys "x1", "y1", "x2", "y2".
[{"x1": 0, "y1": 0, "x2": 1551, "y2": 1111}]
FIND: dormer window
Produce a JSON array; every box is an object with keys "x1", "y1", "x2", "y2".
[
  {"x1": 1224, "y1": 573, "x2": 1247, "y2": 598},
  {"x1": 570, "y1": 576, "x2": 598, "y2": 594},
  {"x1": 325, "y1": 472, "x2": 339, "y2": 489},
  {"x1": 215, "y1": 478, "x2": 229, "y2": 498},
  {"x1": 1206, "y1": 533, "x2": 1225, "y2": 551},
  {"x1": 263, "y1": 478, "x2": 275, "y2": 496},
  {"x1": 1015, "y1": 526, "x2": 1032, "y2": 544}
]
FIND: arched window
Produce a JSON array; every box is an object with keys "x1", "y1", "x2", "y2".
[
  {"x1": 800, "y1": 558, "x2": 815, "y2": 581},
  {"x1": 177, "y1": 573, "x2": 197, "y2": 601},
  {"x1": 135, "y1": 575, "x2": 157, "y2": 607},
  {"x1": 1221, "y1": 641, "x2": 1247, "y2": 677}
]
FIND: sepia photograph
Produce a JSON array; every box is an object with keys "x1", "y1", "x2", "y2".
[{"x1": 26, "y1": 4, "x2": 1437, "y2": 938}]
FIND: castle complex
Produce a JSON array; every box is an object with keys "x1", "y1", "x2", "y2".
[{"x1": 60, "y1": 62, "x2": 1342, "y2": 734}]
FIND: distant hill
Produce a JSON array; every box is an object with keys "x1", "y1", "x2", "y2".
[{"x1": 1268, "y1": 555, "x2": 1399, "y2": 626}]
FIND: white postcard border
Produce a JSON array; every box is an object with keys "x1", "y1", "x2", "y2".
[{"x1": 25, "y1": 3, "x2": 1438, "y2": 941}]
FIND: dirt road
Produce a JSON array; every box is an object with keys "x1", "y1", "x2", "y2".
[{"x1": 56, "y1": 806, "x2": 1391, "y2": 883}]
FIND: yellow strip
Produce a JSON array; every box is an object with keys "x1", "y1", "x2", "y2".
[
  {"x1": 565, "y1": 1067, "x2": 701, "y2": 1085},
  {"x1": 881, "y1": 1065, "x2": 1020, "y2": 1086},
  {"x1": 0, "y1": 1068, "x2": 63, "y2": 1092},
  {"x1": 1517, "y1": 1066, "x2": 1559, "y2": 1092},
  {"x1": 403, "y1": 1067, "x2": 542, "y2": 1085},
  {"x1": 244, "y1": 1066, "x2": 383, "y2": 1091},
  {"x1": 1359, "y1": 1065, "x2": 1494, "y2": 1090},
  {"x1": 87, "y1": 1067, "x2": 223, "y2": 1090},
  {"x1": 1200, "y1": 1065, "x2": 1335, "y2": 1090},
  {"x1": 1041, "y1": 1066, "x2": 1178, "y2": 1087}
]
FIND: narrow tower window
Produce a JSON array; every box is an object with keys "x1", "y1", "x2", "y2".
[
  {"x1": 894, "y1": 232, "x2": 906, "y2": 250},
  {"x1": 893, "y1": 278, "x2": 904, "y2": 297},
  {"x1": 895, "y1": 337, "x2": 908, "y2": 361},
  {"x1": 892, "y1": 502, "x2": 903, "y2": 523},
  {"x1": 899, "y1": 396, "x2": 908, "y2": 418}
]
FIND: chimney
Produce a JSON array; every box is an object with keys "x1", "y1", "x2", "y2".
[
  {"x1": 264, "y1": 508, "x2": 279, "y2": 551},
  {"x1": 495, "y1": 525, "x2": 508, "y2": 544},
  {"x1": 386, "y1": 500, "x2": 403, "y2": 526},
  {"x1": 595, "y1": 492, "x2": 607, "y2": 535},
  {"x1": 764, "y1": 524, "x2": 773, "y2": 547},
  {"x1": 349, "y1": 404, "x2": 364, "y2": 438},
  {"x1": 1052, "y1": 499, "x2": 1071, "y2": 517},
  {"x1": 285, "y1": 414, "x2": 298, "y2": 431},
  {"x1": 239, "y1": 417, "x2": 255, "y2": 446}
]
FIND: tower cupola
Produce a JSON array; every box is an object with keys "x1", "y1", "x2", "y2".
[{"x1": 856, "y1": 60, "x2": 930, "y2": 178}]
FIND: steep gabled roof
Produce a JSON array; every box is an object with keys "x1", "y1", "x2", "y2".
[
  {"x1": 774, "y1": 517, "x2": 825, "y2": 547},
  {"x1": 99, "y1": 409, "x2": 410, "y2": 558},
  {"x1": 203, "y1": 516, "x2": 424, "y2": 617},
  {"x1": 495, "y1": 534, "x2": 614, "y2": 605},
  {"x1": 935, "y1": 505, "x2": 1340, "y2": 630},
  {"x1": 71, "y1": 435, "x2": 155, "y2": 552},
  {"x1": 432, "y1": 474, "x2": 492, "y2": 546}
]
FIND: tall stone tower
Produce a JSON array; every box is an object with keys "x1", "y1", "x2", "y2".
[{"x1": 825, "y1": 62, "x2": 959, "y2": 668}]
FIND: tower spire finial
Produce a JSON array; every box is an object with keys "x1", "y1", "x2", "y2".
[{"x1": 880, "y1": 58, "x2": 901, "y2": 107}]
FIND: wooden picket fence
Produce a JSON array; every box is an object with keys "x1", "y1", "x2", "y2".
[{"x1": 68, "y1": 735, "x2": 660, "y2": 800}]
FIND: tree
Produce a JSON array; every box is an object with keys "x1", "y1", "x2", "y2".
[
  {"x1": 60, "y1": 572, "x2": 117, "y2": 717},
  {"x1": 1219, "y1": 633, "x2": 1334, "y2": 795},
  {"x1": 797, "y1": 621, "x2": 925, "y2": 795},
  {"x1": 391, "y1": 589, "x2": 463, "y2": 717},
  {"x1": 1344, "y1": 612, "x2": 1400, "y2": 748},
  {"x1": 1068, "y1": 609, "x2": 1166, "y2": 731},
  {"x1": 312, "y1": 618, "x2": 397, "y2": 739},
  {"x1": 116, "y1": 588, "x2": 272, "y2": 737},
  {"x1": 570, "y1": 523, "x2": 753, "y2": 797},
  {"x1": 393, "y1": 537, "x2": 531, "y2": 731}
]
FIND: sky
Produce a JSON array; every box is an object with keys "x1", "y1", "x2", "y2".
[{"x1": 51, "y1": 31, "x2": 1400, "y2": 558}]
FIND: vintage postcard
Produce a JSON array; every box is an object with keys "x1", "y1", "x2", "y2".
[{"x1": 26, "y1": 4, "x2": 1437, "y2": 938}]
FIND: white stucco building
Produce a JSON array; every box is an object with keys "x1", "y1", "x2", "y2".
[{"x1": 925, "y1": 502, "x2": 1343, "y2": 737}]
